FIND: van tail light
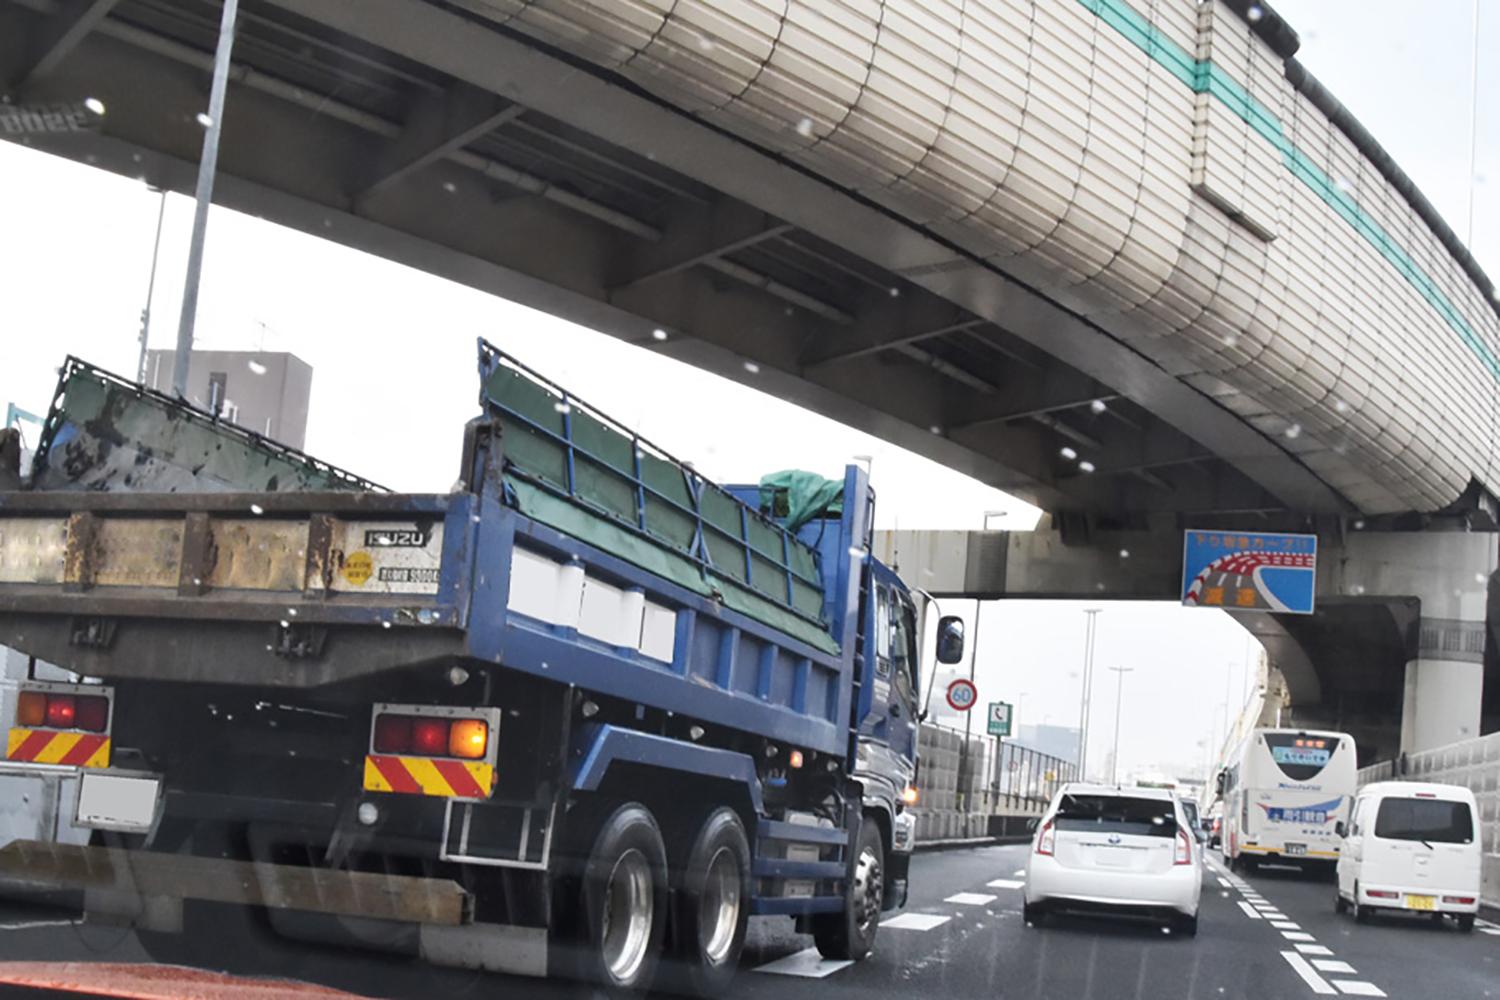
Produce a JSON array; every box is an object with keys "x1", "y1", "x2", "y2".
[
  {"x1": 1036, "y1": 819, "x2": 1056, "y2": 856},
  {"x1": 1174, "y1": 828, "x2": 1193, "y2": 865},
  {"x1": 1367, "y1": 889, "x2": 1399, "y2": 899},
  {"x1": 1442, "y1": 896, "x2": 1476, "y2": 905}
]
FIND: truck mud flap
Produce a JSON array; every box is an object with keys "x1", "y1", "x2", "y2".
[{"x1": 0, "y1": 839, "x2": 473, "y2": 926}]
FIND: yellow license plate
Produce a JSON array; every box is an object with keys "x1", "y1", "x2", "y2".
[{"x1": 1404, "y1": 894, "x2": 1437, "y2": 911}]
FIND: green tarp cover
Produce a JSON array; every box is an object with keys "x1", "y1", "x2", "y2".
[
  {"x1": 758, "y1": 470, "x2": 844, "y2": 533},
  {"x1": 479, "y1": 358, "x2": 838, "y2": 655}
]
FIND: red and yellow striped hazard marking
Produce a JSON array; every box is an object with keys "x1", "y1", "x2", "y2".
[
  {"x1": 6, "y1": 728, "x2": 109, "y2": 768},
  {"x1": 363, "y1": 754, "x2": 493, "y2": 799}
]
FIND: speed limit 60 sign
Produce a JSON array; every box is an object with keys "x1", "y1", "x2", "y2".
[{"x1": 945, "y1": 678, "x2": 977, "y2": 712}]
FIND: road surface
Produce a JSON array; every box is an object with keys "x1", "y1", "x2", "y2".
[{"x1": 0, "y1": 844, "x2": 1494, "y2": 998}]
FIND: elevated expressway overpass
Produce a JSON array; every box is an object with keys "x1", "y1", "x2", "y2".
[{"x1": 3, "y1": 0, "x2": 1498, "y2": 753}]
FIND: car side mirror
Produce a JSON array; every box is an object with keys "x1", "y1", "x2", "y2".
[
  {"x1": 1335, "y1": 821, "x2": 1346, "y2": 838},
  {"x1": 935, "y1": 615, "x2": 965, "y2": 664}
]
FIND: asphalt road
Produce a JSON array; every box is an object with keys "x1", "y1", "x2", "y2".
[{"x1": 0, "y1": 845, "x2": 1495, "y2": 998}]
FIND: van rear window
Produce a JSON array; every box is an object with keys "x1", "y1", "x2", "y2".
[
  {"x1": 1054, "y1": 795, "x2": 1177, "y2": 838},
  {"x1": 1373, "y1": 798, "x2": 1473, "y2": 844}
]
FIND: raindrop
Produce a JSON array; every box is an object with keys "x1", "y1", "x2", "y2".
[
  {"x1": 1078, "y1": 460, "x2": 1096, "y2": 473},
  {"x1": 651, "y1": 328, "x2": 668, "y2": 341},
  {"x1": 928, "y1": 425, "x2": 942, "y2": 434},
  {"x1": 1247, "y1": 4, "x2": 1263, "y2": 22},
  {"x1": 83, "y1": 97, "x2": 105, "y2": 116},
  {"x1": 795, "y1": 117, "x2": 814, "y2": 138},
  {"x1": 1119, "y1": 549, "x2": 1130, "y2": 559},
  {"x1": 553, "y1": 401, "x2": 571, "y2": 414},
  {"x1": 1333, "y1": 399, "x2": 1348, "y2": 413},
  {"x1": 1334, "y1": 175, "x2": 1354, "y2": 194},
  {"x1": 249, "y1": 503, "x2": 264, "y2": 515},
  {"x1": 742, "y1": 361, "x2": 760, "y2": 374},
  {"x1": 1060, "y1": 446, "x2": 1077, "y2": 460},
  {"x1": 1351, "y1": 584, "x2": 1366, "y2": 596},
  {"x1": 195, "y1": 112, "x2": 213, "y2": 127},
  {"x1": 848, "y1": 545, "x2": 866, "y2": 559},
  {"x1": 442, "y1": 181, "x2": 456, "y2": 193},
  {"x1": 287, "y1": 608, "x2": 298, "y2": 617},
  {"x1": 131, "y1": 153, "x2": 142, "y2": 163},
  {"x1": 1223, "y1": 333, "x2": 1238, "y2": 348},
  {"x1": 279, "y1": 620, "x2": 290, "y2": 628},
  {"x1": 1353, "y1": 519, "x2": 1365, "y2": 529},
  {"x1": 193, "y1": 578, "x2": 201, "y2": 586},
  {"x1": 1089, "y1": 399, "x2": 1107, "y2": 414},
  {"x1": 696, "y1": 34, "x2": 715, "y2": 51},
  {"x1": 888, "y1": 287, "x2": 901, "y2": 298},
  {"x1": 541, "y1": 661, "x2": 550, "y2": 670},
  {"x1": 1284, "y1": 423, "x2": 1302, "y2": 439},
  {"x1": 247, "y1": 359, "x2": 267, "y2": 375},
  {"x1": 322, "y1": 218, "x2": 333, "y2": 228},
  {"x1": 1476, "y1": 573, "x2": 1489, "y2": 584},
  {"x1": 381, "y1": 621, "x2": 392, "y2": 629}
]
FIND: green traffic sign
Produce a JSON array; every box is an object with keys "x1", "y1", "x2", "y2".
[{"x1": 986, "y1": 701, "x2": 1012, "y2": 736}]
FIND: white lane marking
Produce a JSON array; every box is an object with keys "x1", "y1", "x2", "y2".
[
  {"x1": 754, "y1": 948, "x2": 853, "y2": 978},
  {"x1": 1261, "y1": 912, "x2": 1288, "y2": 921},
  {"x1": 1282, "y1": 930, "x2": 1316, "y2": 941},
  {"x1": 945, "y1": 892, "x2": 997, "y2": 906},
  {"x1": 1012, "y1": 869, "x2": 1025, "y2": 876},
  {"x1": 1330, "y1": 982, "x2": 1385, "y2": 997},
  {"x1": 1313, "y1": 960, "x2": 1357, "y2": 975},
  {"x1": 986, "y1": 879, "x2": 1025, "y2": 890},
  {"x1": 1270, "y1": 921, "x2": 1300, "y2": 929},
  {"x1": 1479, "y1": 927, "x2": 1500, "y2": 936},
  {"x1": 1217, "y1": 878, "x2": 1233, "y2": 888},
  {"x1": 1281, "y1": 951, "x2": 1337, "y2": 995},
  {"x1": 1296, "y1": 944, "x2": 1334, "y2": 956},
  {"x1": 1476, "y1": 917, "x2": 1499, "y2": 928},
  {"x1": 0, "y1": 919, "x2": 74, "y2": 931},
  {"x1": 884, "y1": 912, "x2": 952, "y2": 931},
  {"x1": 1237, "y1": 901, "x2": 1263, "y2": 919}
]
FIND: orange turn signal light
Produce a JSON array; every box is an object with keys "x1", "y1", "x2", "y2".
[
  {"x1": 901, "y1": 786, "x2": 919, "y2": 806},
  {"x1": 449, "y1": 718, "x2": 488, "y2": 759},
  {"x1": 16, "y1": 691, "x2": 46, "y2": 727},
  {"x1": 788, "y1": 750, "x2": 804, "y2": 769}
]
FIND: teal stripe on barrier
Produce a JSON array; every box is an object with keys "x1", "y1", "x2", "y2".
[{"x1": 1075, "y1": 0, "x2": 1500, "y2": 380}]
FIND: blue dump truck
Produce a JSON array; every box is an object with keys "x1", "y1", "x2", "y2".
[{"x1": 0, "y1": 344, "x2": 964, "y2": 994}]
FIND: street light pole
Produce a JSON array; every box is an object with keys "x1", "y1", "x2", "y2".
[
  {"x1": 1107, "y1": 666, "x2": 1134, "y2": 784},
  {"x1": 136, "y1": 187, "x2": 168, "y2": 386},
  {"x1": 1076, "y1": 608, "x2": 1102, "y2": 780},
  {"x1": 958, "y1": 510, "x2": 1006, "y2": 811}
]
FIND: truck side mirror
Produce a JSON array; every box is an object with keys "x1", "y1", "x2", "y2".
[
  {"x1": 1335, "y1": 821, "x2": 1346, "y2": 838},
  {"x1": 1214, "y1": 770, "x2": 1226, "y2": 796},
  {"x1": 936, "y1": 615, "x2": 965, "y2": 664}
]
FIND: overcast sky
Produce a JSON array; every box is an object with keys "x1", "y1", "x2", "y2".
[{"x1": 0, "y1": 0, "x2": 1490, "y2": 781}]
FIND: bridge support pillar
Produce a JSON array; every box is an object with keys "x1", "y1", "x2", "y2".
[{"x1": 1329, "y1": 533, "x2": 1496, "y2": 753}]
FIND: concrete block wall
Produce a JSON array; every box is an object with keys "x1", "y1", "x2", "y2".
[{"x1": 1358, "y1": 732, "x2": 1500, "y2": 907}]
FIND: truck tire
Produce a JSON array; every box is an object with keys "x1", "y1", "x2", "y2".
[
  {"x1": 812, "y1": 818, "x2": 883, "y2": 961},
  {"x1": 663, "y1": 808, "x2": 751, "y2": 997},
  {"x1": 562, "y1": 801, "x2": 670, "y2": 994}
]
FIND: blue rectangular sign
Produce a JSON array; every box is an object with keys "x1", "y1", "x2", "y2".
[{"x1": 1181, "y1": 530, "x2": 1316, "y2": 614}]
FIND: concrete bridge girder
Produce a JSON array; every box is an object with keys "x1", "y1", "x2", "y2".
[{"x1": 877, "y1": 526, "x2": 1498, "y2": 757}]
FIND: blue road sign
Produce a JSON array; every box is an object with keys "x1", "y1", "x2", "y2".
[{"x1": 1181, "y1": 530, "x2": 1316, "y2": 615}]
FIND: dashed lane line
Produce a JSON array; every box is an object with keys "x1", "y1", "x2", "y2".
[
  {"x1": 1282, "y1": 951, "x2": 1338, "y2": 995},
  {"x1": 1295, "y1": 944, "x2": 1333, "y2": 957},
  {"x1": 945, "y1": 892, "x2": 996, "y2": 906},
  {"x1": 1237, "y1": 902, "x2": 1263, "y2": 919},
  {"x1": 1281, "y1": 930, "x2": 1316, "y2": 942},
  {"x1": 985, "y1": 879, "x2": 1025, "y2": 890},
  {"x1": 1270, "y1": 921, "x2": 1300, "y2": 930},
  {"x1": 883, "y1": 912, "x2": 953, "y2": 931},
  {"x1": 1331, "y1": 981, "x2": 1386, "y2": 997},
  {"x1": 1312, "y1": 960, "x2": 1357, "y2": 975},
  {"x1": 753, "y1": 948, "x2": 852, "y2": 978}
]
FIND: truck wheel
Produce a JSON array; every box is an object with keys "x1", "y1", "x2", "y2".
[
  {"x1": 565, "y1": 801, "x2": 669, "y2": 994},
  {"x1": 664, "y1": 808, "x2": 751, "y2": 997},
  {"x1": 812, "y1": 818, "x2": 883, "y2": 961}
]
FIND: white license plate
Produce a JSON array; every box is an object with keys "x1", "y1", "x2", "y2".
[
  {"x1": 1283, "y1": 843, "x2": 1308, "y2": 856},
  {"x1": 74, "y1": 771, "x2": 160, "y2": 833}
]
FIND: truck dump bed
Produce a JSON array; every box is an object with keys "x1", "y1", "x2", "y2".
[{"x1": 0, "y1": 346, "x2": 865, "y2": 757}]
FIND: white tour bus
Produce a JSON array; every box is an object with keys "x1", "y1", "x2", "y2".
[{"x1": 1217, "y1": 727, "x2": 1357, "y2": 870}]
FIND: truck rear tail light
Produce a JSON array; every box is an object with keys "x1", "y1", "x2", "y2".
[
  {"x1": 16, "y1": 692, "x2": 45, "y2": 727},
  {"x1": 372, "y1": 712, "x2": 489, "y2": 760},
  {"x1": 411, "y1": 718, "x2": 449, "y2": 756},
  {"x1": 75, "y1": 696, "x2": 109, "y2": 732},
  {"x1": 1174, "y1": 828, "x2": 1193, "y2": 865},
  {"x1": 448, "y1": 719, "x2": 488, "y2": 759},
  {"x1": 1036, "y1": 819, "x2": 1055, "y2": 856},
  {"x1": 45, "y1": 695, "x2": 76, "y2": 729},
  {"x1": 1442, "y1": 895, "x2": 1476, "y2": 905}
]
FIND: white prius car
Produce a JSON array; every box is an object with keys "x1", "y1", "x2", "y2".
[{"x1": 1023, "y1": 783, "x2": 1202, "y2": 936}]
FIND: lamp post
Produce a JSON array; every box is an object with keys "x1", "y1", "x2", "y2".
[
  {"x1": 1107, "y1": 665, "x2": 1134, "y2": 784},
  {"x1": 1075, "y1": 608, "x2": 1102, "y2": 779},
  {"x1": 958, "y1": 510, "x2": 1007, "y2": 811}
]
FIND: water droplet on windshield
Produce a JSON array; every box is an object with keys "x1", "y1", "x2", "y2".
[
  {"x1": 1334, "y1": 175, "x2": 1354, "y2": 194},
  {"x1": 696, "y1": 34, "x2": 715, "y2": 51},
  {"x1": 1247, "y1": 4, "x2": 1263, "y2": 22},
  {"x1": 247, "y1": 359, "x2": 267, "y2": 375},
  {"x1": 1284, "y1": 423, "x2": 1302, "y2": 439},
  {"x1": 888, "y1": 287, "x2": 900, "y2": 298},
  {"x1": 381, "y1": 621, "x2": 392, "y2": 629},
  {"x1": 1476, "y1": 573, "x2": 1489, "y2": 584},
  {"x1": 1333, "y1": 399, "x2": 1348, "y2": 413},
  {"x1": 249, "y1": 503, "x2": 264, "y2": 515},
  {"x1": 195, "y1": 112, "x2": 213, "y2": 127},
  {"x1": 742, "y1": 361, "x2": 760, "y2": 374},
  {"x1": 1353, "y1": 519, "x2": 1365, "y2": 529},
  {"x1": 928, "y1": 425, "x2": 942, "y2": 434},
  {"x1": 1089, "y1": 399, "x2": 1107, "y2": 414},
  {"x1": 651, "y1": 328, "x2": 668, "y2": 341},
  {"x1": 553, "y1": 401, "x2": 571, "y2": 414},
  {"x1": 1119, "y1": 549, "x2": 1130, "y2": 559},
  {"x1": 83, "y1": 97, "x2": 105, "y2": 115},
  {"x1": 442, "y1": 181, "x2": 456, "y2": 193},
  {"x1": 1060, "y1": 446, "x2": 1077, "y2": 460},
  {"x1": 1078, "y1": 460, "x2": 1096, "y2": 473},
  {"x1": 795, "y1": 117, "x2": 814, "y2": 137}
]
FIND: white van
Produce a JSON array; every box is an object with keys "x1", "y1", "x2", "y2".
[{"x1": 1335, "y1": 781, "x2": 1482, "y2": 932}]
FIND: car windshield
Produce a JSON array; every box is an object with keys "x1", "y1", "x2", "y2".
[
  {"x1": 1054, "y1": 795, "x2": 1178, "y2": 838},
  {"x1": 1373, "y1": 798, "x2": 1474, "y2": 844}
]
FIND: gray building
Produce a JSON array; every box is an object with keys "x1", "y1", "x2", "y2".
[
  {"x1": 1011, "y1": 723, "x2": 1082, "y2": 766},
  {"x1": 145, "y1": 350, "x2": 312, "y2": 450}
]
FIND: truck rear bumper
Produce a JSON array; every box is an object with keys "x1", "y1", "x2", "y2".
[{"x1": 0, "y1": 838, "x2": 473, "y2": 926}]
